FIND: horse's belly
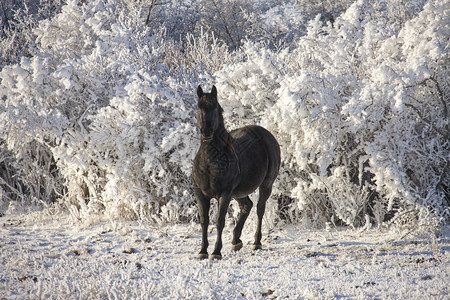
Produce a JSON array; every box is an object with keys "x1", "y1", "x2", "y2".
[
  {"x1": 232, "y1": 155, "x2": 268, "y2": 198},
  {"x1": 232, "y1": 172, "x2": 265, "y2": 198}
]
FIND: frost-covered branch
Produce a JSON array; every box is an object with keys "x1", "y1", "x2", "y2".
[{"x1": 404, "y1": 102, "x2": 449, "y2": 142}]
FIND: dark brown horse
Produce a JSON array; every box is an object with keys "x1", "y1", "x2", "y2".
[{"x1": 192, "y1": 85, "x2": 281, "y2": 259}]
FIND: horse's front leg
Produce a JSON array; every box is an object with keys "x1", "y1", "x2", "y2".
[
  {"x1": 211, "y1": 192, "x2": 232, "y2": 260},
  {"x1": 195, "y1": 187, "x2": 210, "y2": 259}
]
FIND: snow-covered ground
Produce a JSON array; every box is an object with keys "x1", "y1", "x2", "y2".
[{"x1": 1, "y1": 215, "x2": 449, "y2": 299}]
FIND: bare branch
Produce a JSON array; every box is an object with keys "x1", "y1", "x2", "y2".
[
  {"x1": 145, "y1": 0, "x2": 170, "y2": 26},
  {"x1": 145, "y1": 0, "x2": 156, "y2": 26}
]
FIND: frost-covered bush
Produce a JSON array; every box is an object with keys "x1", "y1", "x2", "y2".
[
  {"x1": 216, "y1": 0, "x2": 448, "y2": 229},
  {"x1": 0, "y1": 0, "x2": 65, "y2": 68},
  {"x1": 242, "y1": 0, "x2": 355, "y2": 47},
  {"x1": 143, "y1": 0, "x2": 251, "y2": 50},
  {"x1": 83, "y1": 73, "x2": 199, "y2": 221},
  {"x1": 144, "y1": 0, "x2": 353, "y2": 50},
  {"x1": 0, "y1": 0, "x2": 234, "y2": 222},
  {"x1": 0, "y1": 0, "x2": 448, "y2": 231}
]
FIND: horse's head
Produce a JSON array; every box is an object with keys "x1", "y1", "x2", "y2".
[{"x1": 197, "y1": 85, "x2": 224, "y2": 141}]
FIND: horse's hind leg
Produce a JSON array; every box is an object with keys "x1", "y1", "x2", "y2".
[
  {"x1": 253, "y1": 183, "x2": 273, "y2": 250},
  {"x1": 232, "y1": 196, "x2": 253, "y2": 251}
]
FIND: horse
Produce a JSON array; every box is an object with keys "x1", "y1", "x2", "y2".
[{"x1": 192, "y1": 85, "x2": 281, "y2": 259}]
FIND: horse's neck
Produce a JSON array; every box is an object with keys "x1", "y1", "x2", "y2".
[{"x1": 202, "y1": 126, "x2": 233, "y2": 152}]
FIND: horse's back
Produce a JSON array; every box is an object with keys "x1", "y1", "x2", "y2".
[{"x1": 231, "y1": 125, "x2": 280, "y2": 165}]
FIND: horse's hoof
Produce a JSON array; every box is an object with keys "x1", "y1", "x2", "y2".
[
  {"x1": 252, "y1": 244, "x2": 262, "y2": 251},
  {"x1": 210, "y1": 254, "x2": 222, "y2": 260},
  {"x1": 232, "y1": 242, "x2": 243, "y2": 252},
  {"x1": 198, "y1": 253, "x2": 209, "y2": 260}
]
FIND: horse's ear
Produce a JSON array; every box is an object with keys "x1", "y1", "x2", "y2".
[
  {"x1": 197, "y1": 85, "x2": 204, "y2": 98},
  {"x1": 211, "y1": 85, "x2": 217, "y2": 98}
]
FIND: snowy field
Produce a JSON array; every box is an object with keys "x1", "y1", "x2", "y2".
[{"x1": 1, "y1": 215, "x2": 449, "y2": 299}]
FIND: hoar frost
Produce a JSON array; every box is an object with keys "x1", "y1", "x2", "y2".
[{"x1": 0, "y1": 0, "x2": 448, "y2": 231}]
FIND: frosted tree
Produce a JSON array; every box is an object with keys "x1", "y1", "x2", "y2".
[{"x1": 0, "y1": 0, "x2": 447, "y2": 231}]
